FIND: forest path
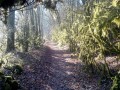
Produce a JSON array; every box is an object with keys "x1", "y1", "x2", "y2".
[{"x1": 17, "y1": 42, "x2": 100, "y2": 90}]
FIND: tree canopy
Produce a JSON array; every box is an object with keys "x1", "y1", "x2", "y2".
[{"x1": 0, "y1": 0, "x2": 62, "y2": 9}]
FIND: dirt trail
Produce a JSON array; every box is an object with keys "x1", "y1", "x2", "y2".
[
  {"x1": 17, "y1": 42, "x2": 100, "y2": 90},
  {"x1": 44, "y1": 42, "x2": 81, "y2": 90}
]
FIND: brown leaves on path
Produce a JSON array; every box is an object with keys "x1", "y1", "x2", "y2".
[{"x1": 16, "y1": 42, "x2": 101, "y2": 90}]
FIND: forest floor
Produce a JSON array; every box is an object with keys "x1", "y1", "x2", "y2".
[{"x1": 16, "y1": 42, "x2": 110, "y2": 90}]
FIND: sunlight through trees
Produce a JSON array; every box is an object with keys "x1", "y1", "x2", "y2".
[{"x1": 0, "y1": 0, "x2": 120, "y2": 90}]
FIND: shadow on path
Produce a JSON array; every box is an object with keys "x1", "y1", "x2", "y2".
[{"x1": 16, "y1": 42, "x2": 100, "y2": 90}]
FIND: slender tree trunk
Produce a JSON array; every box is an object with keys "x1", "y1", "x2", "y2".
[
  {"x1": 6, "y1": 7, "x2": 15, "y2": 52},
  {"x1": 22, "y1": 10, "x2": 29, "y2": 52}
]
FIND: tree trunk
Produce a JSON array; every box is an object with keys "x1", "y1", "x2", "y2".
[
  {"x1": 6, "y1": 7, "x2": 15, "y2": 52},
  {"x1": 22, "y1": 10, "x2": 29, "y2": 52}
]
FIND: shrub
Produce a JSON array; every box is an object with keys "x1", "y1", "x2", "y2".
[{"x1": 111, "y1": 73, "x2": 120, "y2": 90}]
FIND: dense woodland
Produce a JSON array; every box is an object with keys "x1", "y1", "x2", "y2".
[{"x1": 0, "y1": 0, "x2": 120, "y2": 90}]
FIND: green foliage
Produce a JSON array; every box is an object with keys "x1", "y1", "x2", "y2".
[
  {"x1": 77, "y1": 0, "x2": 120, "y2": 76},
  {"x1": 16, "y1": 29, "x2": 43, "y2": 51},
  {"x1": 29, "y1": 35, "x2": 43, "y2": 48},
  {"x1": 0, "y1": 52, "x2": 23, "y2": 70},
  {"x1": 0, "y1": 72, "x2": 20, "y2": 90},
  {"x1": 0, "y1": 53, "x2": 23, "y2": 89},
  {"x1": 111, "y1": 73, "x2": 120, "y2": 90},
  {"x1": 52, "y1": 0, "x2": 120, "y2": 76},
  {"x1": 2, "y1": 76, "x2": 19, "y2": 90},
  {"x1": 52, "y1": 25, "x2": 68, "y2": 46},
  {"x1": 0, "y1": 71, "x2": 4, "y2": 80}
]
